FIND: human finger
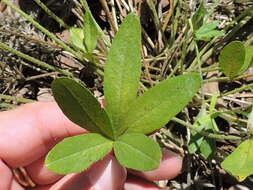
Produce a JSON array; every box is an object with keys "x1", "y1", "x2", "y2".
[
  {"x1": 31, "y1": 155, "x2": 127, "y2": 190},
  {"x1": 0, "y1": 159, "x2": 25, "y2": 190},
  {"x1": 25, "y1": 156, "x2": 63, "y2": 185},
  {"x1": 128, "y1": 150, "x2": 182, "y2": 181},
  {"x1": 0, "y1": 102, "x2": 86, "y2": 168},
  {"x1": 124, "y1": 175, "x2": 164, "y2": 190}
]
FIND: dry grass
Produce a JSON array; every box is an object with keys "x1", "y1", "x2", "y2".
[{"x1": 1, "y1": 0, "x2": 253, "y2": 189}]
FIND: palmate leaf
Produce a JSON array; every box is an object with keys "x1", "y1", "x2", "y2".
[
  {"x1": 52, "y1": 77, "x2": 115, "y2": 139},
  {"x1": 195, "y1": 21, "x2": 224, "y2": 41},
  {"x1": 221, "y1": 139, "x2": 253, "y2": 181},
  {"x1": 104, "y1": 14, "x2": 142, "y2": 135},
  {"x1": 189, "y1": 110, "x2": 217, "y2": 160},
  {"x1": 114, "y1": 133, "x2": 161, "y2": 171},
  {"x1": 46, "y1": 133, "x2": 113, "y2": 174},
  {"x1": 120, "y1": 73, "x2": 201, "y2": 135}
]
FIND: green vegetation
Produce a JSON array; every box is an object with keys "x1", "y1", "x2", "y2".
[
  {"x1": 46, "y1": 15, "x2": 201, "y2": 173},
  {"x1": 1, "y1": 0, "x2": 253, "y2": 188}
]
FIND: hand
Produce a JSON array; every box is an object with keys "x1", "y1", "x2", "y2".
[{"x1": 0, "y1": 102, "x2": 182, "y2": 190}]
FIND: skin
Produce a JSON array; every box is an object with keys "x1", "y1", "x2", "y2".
[{"x1": 0, "y1": 102, "x2": 182, "y2": 190}]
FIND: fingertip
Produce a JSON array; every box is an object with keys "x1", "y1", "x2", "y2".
[
  {"x1": 25, "y1": 157, "x2": 63, "y2": 185},
  {"x1": 124, "y1": 175, "x2": 164, "y2": 190},
  {"x1": 87, "y1": 154, "x2": 127, "y2": 190},
  {"x1": 129, "y1": 150, "x2": 182, "y2": 181},
  {"x1": 32, "y1": 155, "x2": 127, "y2": 190}
]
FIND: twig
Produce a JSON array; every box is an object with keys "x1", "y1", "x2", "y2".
[
  {"x1": 0, "y1": 28, "x2": 61, "y2": 49},
  {"x1": 99, "y1": 0, "x2": 118, "y2": 33},
  {"x1": 204, "y1": 73, "x2": 253, "y2": 83},
  {"x1": 1, "y1": 0, "x2": 82, "y2": 61},
  {"x1": 0, "y1": 94, "x2": 35, "y2": 103},
  {"x1": 146, "y1": 0, "x2": 167, "y2": 43},
  {"x1": 172, "y1": 117, "x2": 241, "y2": 141},
  {"x1": 25, "y1": 72, "x2": 59, "y2": 81},
  {"x1": 162, "y1": 0, "x2": 178, "y2": 31},
  {"x1": 119, "y1": 0, "x2": 130, "y2": 12},
  {"x1": 32, "y1": 0, "x2": 70, "y2": 29},
  {"x1": 220, "y1": 83, "x2": 253, "y2": 98},
  {"x1": 110, "y1": 0, "x2": 119, "y2": 31},
  {"x1": 0, "y1": 42, "x2": 73, "y2": 77}
]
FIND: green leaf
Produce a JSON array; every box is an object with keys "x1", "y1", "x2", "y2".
[
  {"x1": 209, "y1": 93, "x2": 219, "y2": 114},
  {"x1": 248, "y1": 46, "x2": 253, "y2": 67},
  {"x1": 69, "y1": 11, "x2": 101, "y2": 54},
  {"x1": 199, "y1": 128, "x2": 216, "y2": 160},
  {"x1": 189, "y1": 110, "x2": 218, "y2": 158},
  {"x1": 52, "y1": 77, "x2": 115, "y2": 139},
  {"x1": 122, "y1": 73, "x2": 201, "y2": 134},
  {"x1": 195, "y1": 21, "x2": 224, "y2": 41},
  {"x1": 219, "y1": 41, "x2": 245, "y2": 78},
  {"x1": 239, "y1": 45, "x2": 253, "y2": 74},
  {"x1": 188, "y1": 108, "x2": 206, "y2": 154},
  {"x1": 221, "y1": 139, "x2": 253, "y2": 181},
  {"x1": 83, "y1": 11, "x2": 100, "y2": 53},
  {"x1": 46, "y1": 133, "x2": 113, "y2": 174},
  {"x1": 70, "y1": 27, "x2": 85, "y2": 51},
  {"x1": 114, "y1": 133, "x2": 162, "y2": 171},
  {"x1": 192, "y1": 3, "x2": 207, "y2": 31},
  {"x1": 104, "y1": 14, "x2": 142, "y2": 135}
]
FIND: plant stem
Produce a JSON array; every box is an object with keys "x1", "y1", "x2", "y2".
[
  {"x1": 162, "y1": 0, "x2": 178, "y2": 31},
  {"x1": 203, "y1": 73, "x2": 253, "y2": 83},
  {"x1": 0, "y1": 42, "x2": 73, "y2": 77},
  {"x1": 0, "y1": 103, "x2": 17, "y2": 109},
  {"x1": 203, "y1": 77, "x2": 229, "y2": 83},
  {"x1": 1, "y1": 0, "x2": 82, "y2": 60},
  {"x1": 0, "y1": 28, "x2": 61, "y2": 49},
  {"x1": 1, "y1": 0, "x2": 105, "y2": 77},
  {"x1": 0, "y1": 94, "x2": 35, "y2": 103},
  {"x1": 146, "y1": 0, "x2": 167, "y2": 44},
  {"x1": 32, "y1": 0, "x2": 70, "y2": 29},
  {"x1": 223, "y1": 5, "x2": 253, "y2": 31},
  {"x1": 25, "y1": 72, "x2": 59, "y2": 81},
  {"x1": 220, "y1": 83, "x2": 253, "y2": 98},
  {"x1": 172, "y1": 117, "x2": 241, "y2": 141}
]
